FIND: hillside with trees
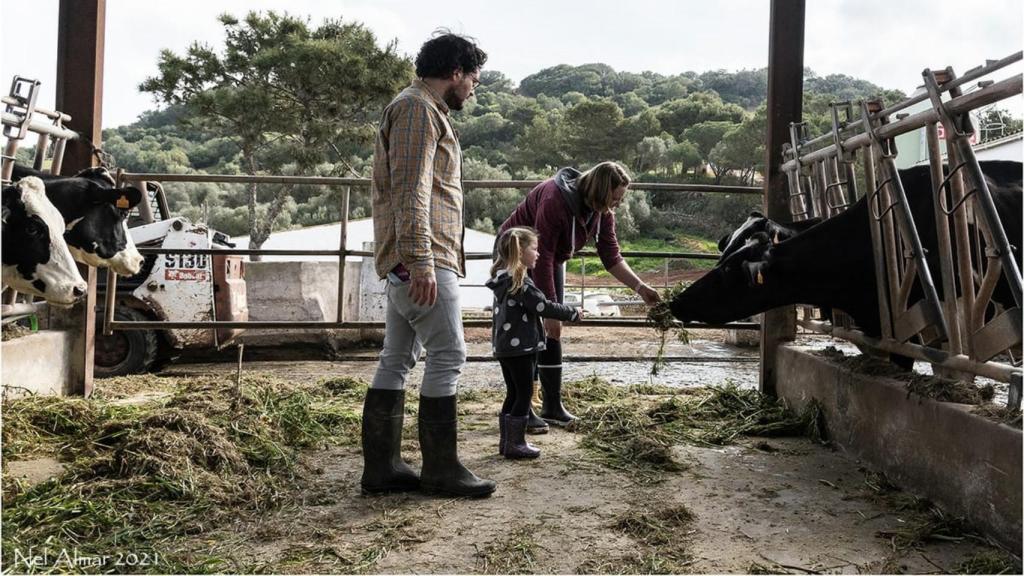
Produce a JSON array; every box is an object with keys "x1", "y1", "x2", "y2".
[{"x1": 91, "y1": 11, "x2": 948, "y2": 252}]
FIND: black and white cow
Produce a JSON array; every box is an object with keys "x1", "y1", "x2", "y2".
[
  {"x1": 11, "y1": 164, "x2": 145, "y2": 275},
  {"x1": 672, "y1": 160, "x2": 1023, "y2": 340},
  {"x1": 2, "y1": 177, "x2": 88, "y2": 305},
  {"x1": 717, "y1": 211, "x2": 821, "y2": 261}
]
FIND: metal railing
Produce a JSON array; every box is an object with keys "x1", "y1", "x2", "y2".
[
  {"x1": 1, "y1": 76, "x2": 79, "y2": 319},
  {"x1": 781, "y1": 52, "x2": 1023, "y2": 405},
  {"x1": 101, "y1": 177, "x2": 762, "y2": 367}
]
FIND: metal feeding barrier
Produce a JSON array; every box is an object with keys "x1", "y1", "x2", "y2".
[
  {"x1": 781, "y1": 52, "x2": 1023, "y2": 407},
  {"x1": 1, "y1": 76, "x2": 80, "y2": 320},
  {"x1": 100, "y1": 175, "x2": 761, "y2": 365}
]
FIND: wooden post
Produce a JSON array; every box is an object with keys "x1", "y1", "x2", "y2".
[
  {"x1": 54, "y1": 0, "x2": 105, "y2": 396},
  {"x1": 760, "y1": 0, "x2": 805, "y2": 397}
]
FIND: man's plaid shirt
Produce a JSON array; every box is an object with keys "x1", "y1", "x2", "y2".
[{"x1": 372, "y1": 79, "x2": 465, "y2": 280}]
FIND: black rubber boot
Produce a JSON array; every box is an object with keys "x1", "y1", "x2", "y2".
[
  {"x1": 526, "y1": 406, "x2": 549, "y2": 435},
  {"x1": 360, "y1": 388, "x2": 420, "y2": 494},
  {"x1": 419, "y1": 395, "x2": 497, "y2": 498},
  {"x1": 539, "y1": 339, "x2": 576, "y2": 427}
]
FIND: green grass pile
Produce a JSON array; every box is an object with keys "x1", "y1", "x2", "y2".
[{"x1": 1, "y1": 372, "x2": 365, "y2": 573}]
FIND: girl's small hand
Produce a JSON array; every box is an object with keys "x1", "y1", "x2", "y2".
[{"x1": 574, "y1": 309, "x2": 586, "y2": 323}]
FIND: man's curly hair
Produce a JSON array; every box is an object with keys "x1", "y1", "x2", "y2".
[{"x1": 415, "y1": 31, "x2": 487, "y2": 79}]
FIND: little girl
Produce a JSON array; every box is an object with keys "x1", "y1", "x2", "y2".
[{"x1": 486, "y1": 227, "x2": 581, "y2": 459}]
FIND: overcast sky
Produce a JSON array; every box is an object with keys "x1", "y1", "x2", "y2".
[{"x1": 2, "y1": 0, "x2": 1021, "y2": 128}]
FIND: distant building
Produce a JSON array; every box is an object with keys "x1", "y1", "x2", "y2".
[
  {"x1": 893, "y1": 86, "x2": 1023, "y2": 169},
  {"x1": 234, "y1": 218, "x2": 498, "y2": 310}
]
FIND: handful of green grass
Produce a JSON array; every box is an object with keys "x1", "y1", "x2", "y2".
[{"x1": 646, "y1": 283, "x2": 690, "y2": 375}]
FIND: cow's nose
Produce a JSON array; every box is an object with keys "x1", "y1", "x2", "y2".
[{"x1": 73, "y1": 284, "x2": 87, "y2": 298}]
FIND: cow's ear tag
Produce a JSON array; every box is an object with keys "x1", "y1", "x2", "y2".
[
  {"x1": 756, "y1": 270, "x2": 765, "y2": 285},
  {"x1": 116, "y1": 195, "x2": 130, "y2": 209}
]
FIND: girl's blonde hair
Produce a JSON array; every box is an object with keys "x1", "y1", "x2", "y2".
[
  {"x1": 577, "y1": 161, "x2": 631, "y2": 213},
  {"x1": 491, "y1": 226, "x2": 538, "y2": 294}
]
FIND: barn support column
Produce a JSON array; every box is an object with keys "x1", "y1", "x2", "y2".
[
  {"x1": 51, "y1": 0, "x2": 106, "y2": 396},
  {"x1": 759, "y1": 0, "x2": 805, "y2": 396}
]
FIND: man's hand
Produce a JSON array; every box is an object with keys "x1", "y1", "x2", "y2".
[
  {"x1": 409, "y1": 272, "x2": 437, "y2": 307},
  {"x1": 636, "y1": 283, "x2": 662, "y2": 306},
  {"x1": 544, "y1": 317, "x2": 562, "y2": 340}
]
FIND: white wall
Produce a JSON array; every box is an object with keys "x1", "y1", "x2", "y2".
[{"x1": 235, "y1": 218, "x2": 497, "y2": 310}]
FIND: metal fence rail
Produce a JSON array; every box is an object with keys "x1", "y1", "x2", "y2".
[
  {"x1": 103, "y1": 177, "x2": 762, "y2": 366},
  {"x1": 781, "y1": 52, "x2": 1023, "y2": 404}
]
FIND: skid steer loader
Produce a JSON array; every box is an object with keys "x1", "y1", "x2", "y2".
[{"x1": 95, "y1": 181, "x2": 247, "y2": 377}]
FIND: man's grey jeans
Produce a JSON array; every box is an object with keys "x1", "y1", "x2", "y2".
[{"x1": 371, "y1": 268, "x2": 466, "y2": 398}]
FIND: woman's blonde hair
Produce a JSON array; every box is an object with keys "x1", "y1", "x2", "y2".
[
  {"x1": 577, "y1": 161, "x2": 631, "y2": 213},
  {"x1": 491, "y1": 226, "x2": 538, "y2": 294}
]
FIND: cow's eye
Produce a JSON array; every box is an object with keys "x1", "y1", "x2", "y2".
[{"x1": 26, "y1": 222, "x2": 44, "y2": 237}]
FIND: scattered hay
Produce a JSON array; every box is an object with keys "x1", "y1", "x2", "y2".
[
  {"x1": 857, "y1": 469, "x2": 993, "y2": 555},
  {"x1": 319, "y1": 375, "x2": 369, "y2": 400},
  {"x1": 971, "y1": 404, "x2": 1023, "y2": 429},
  {"x1": 575, "y1": 550, "x2": 693, "y2": 575},
  {"x1": 856, "y1": 468, "x2": 932, "y2": 513},
  {"x1": 612, "y1": 505, "x2": 694, "y2": 546},
  {"x1": 476, "y1": 525, "x2": 540, "y2": 574},
  {"x1": 599, "y1": 503, "x2": 696, "y2": 573},
  {"x1": 646, "y1": 283, "x2": 691, "y2": 375},
  {"x1": 459, "y1": 388, "x2": 485, "y2": 403},
  {"x1": 1, "y1": 395, "x2": 142, "y2": 461},
  {"x1": 875, "y1": 505, "x2": 974, "y2": 550},
  {"x1": 103, "y1": 408, "x2": 262, "y2": 504},
  {"x1": 817, "y1": 347, "x2": 1017, "y2": 427},
  {"x1": 905, "y1": 375, "x2": 993, "y2": 405},
  {"x1": 566, "y1": 377, "x2": 822, "y2": 482},
  {"x1": 1, "y1": 372, "x2": 370, "y2": 573},
  {"x1": 958, "y1": 550, "x2": 1021, "y2": 574},
  {"x1": 564, "y1": 374, "x2": 625, "y2": 405},
  {"x1": 628, "y1": 383, "x2": 684, "y2": 396},
  {"x1": 817, "y1": 348, "x2": 995, "y2": 405},
  {"x1": 1, "y1": 324, "x2": 33, "y2": 342},
  {"x1": 657, "y1": 383, "x2": 822, "y2": 446},
  {"x1": 92, "y1": 373, "x2": 178, "y2": 401},
  {"x1": 571, "y1": 388, "x2": 684, "y2": 482}
]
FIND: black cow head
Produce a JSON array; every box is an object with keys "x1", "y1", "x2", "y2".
[
  {"x1": 717, "y1": 211, "x2": 807, "y2": 261},
  {"x1": 672, "y1": 232, "x2": 776, "y2": 324},
  {"x1": 2, "y1": 177, "x2": 87, "y2": 305},
  {"x1": 62, "y1": 183, "x2": 145, "y2": 275}
]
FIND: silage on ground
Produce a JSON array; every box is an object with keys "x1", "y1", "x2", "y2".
[
  {"x1": 564, "y1": 376, "x2": 822, "y2": 482},
  {"x1": 1, "y1": 372, "x2": 366, "y2": 573}
]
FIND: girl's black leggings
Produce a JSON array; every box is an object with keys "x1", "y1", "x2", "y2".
[{"x1": 499, "y1": 354, "x2": 537, "y2": 417}]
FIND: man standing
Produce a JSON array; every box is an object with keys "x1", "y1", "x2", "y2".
[{"x1": 362, "y1": 33, "x2": 495, "y2": 497}]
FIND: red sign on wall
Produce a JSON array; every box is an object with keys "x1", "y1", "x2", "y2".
[{"x1": 936, "y1": 123, "x2": 979, "y2": 144}]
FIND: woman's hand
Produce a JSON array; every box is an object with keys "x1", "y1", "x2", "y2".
[{"x1": 636, "y1": 282, "x2": 662, "y2": 306}]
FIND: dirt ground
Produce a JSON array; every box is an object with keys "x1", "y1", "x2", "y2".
[
  {"x1": 174, "y1": 405, "x2": 1000, "y2": 574},
  {"x1": 122, "y1": 328, "x2": 1014, "y2": 574}
]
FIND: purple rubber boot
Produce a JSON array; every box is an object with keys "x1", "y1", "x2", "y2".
[{"x1": 504, "y1": 415, "x2": 541, "y2": 459}]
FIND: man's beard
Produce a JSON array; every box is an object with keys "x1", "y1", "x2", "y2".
[{"x1": 443, "y1": 87, "x2": 465, "y2": 111}]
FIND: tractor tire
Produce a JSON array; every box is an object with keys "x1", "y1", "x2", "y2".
[{"x1": 94, "y1": 307, "x2": 159, "y2": 377}]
